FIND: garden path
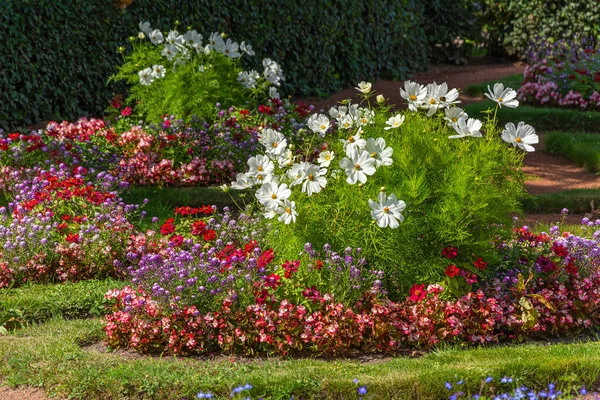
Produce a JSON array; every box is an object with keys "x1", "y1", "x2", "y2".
[{"x1": 0, "y1": 385, "x2": 54, "y2": 400}]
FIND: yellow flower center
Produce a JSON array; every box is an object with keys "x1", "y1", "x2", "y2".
[
  {"x1": 285, "y1": 207, "x2": 292, "y2": 214},
  {"x1": 515, "y1": 137, "x2": 522, "y2": 143},
  {"x1": 271, "y1": 194, "x2": 277, "y2": 199},
  {"x1": 308, "y1": 174, "x2": 314, "y2": 181},
  {"x1": 409, "y1": 95, "x2": 417, "y2": 101},
  {"x1": 272, "y1": 142, "x2": 278, "y2": 148},
  {"x1": 451, "y1": 117, "x2": 457, "y2": 122},
  {"x1": 429, "y1": 99, "x2": 437, "y2": 105},
  {"x1": 354, "y1": 163, "x2": 361, "y2": 170},
  {"x1": 320, "y1": 124, "x2": 326, "y2": 130},
  {"x1": 498, "y1": 97, "x2": 503, "y2": 102},
  {"x1": 361, "y1": 118, "x2": 367, "y2": 123},
  {"x1": 370, "y1": 152, "x2": 377, "y2": 157},
  {"x1": 325, "y1": 155, "x2": 331, "y2": 160},
  {"x1": 440, "y1": 96, "x2": 446, "y2": 102},
  {"x1": 383, "y1": 206, "x2": 389, "y2": 213},
  {"x1": 257, "y1": 166, "x2": 263, "y2": 171},
  {"x1": 348, "y1": 136, "x2": 355, "y2": 143},
  {"x1": 257, "y1": 174, "x2": 263, "y2": 180}
]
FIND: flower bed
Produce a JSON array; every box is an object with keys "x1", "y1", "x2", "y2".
[{"x1": 518, "y1": 37, "x2": 600, "y2": 111}]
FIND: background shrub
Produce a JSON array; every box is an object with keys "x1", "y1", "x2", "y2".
[{"x1": 1, "y1": 0, "x2": 478, "y2": 130}]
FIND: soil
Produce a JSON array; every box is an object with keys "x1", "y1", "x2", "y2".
[{"x1": 0, "y1": 386, "x2": 56, "y2": 400}]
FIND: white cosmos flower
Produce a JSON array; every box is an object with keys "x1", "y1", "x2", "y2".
[
  {"x1": 246, "y1": 155, "x2": 274, "y2": 179},
  {"x1": 222, "y1": 39, "x2": 240, "y2": 58},
  {"x1": 151, "y1": 65, "x2": 166, "y2": 79},
  {"x1": 276, "y1": 199, "x2": 297, "y2": 224},
  {"x1": 342, "y1": 129, "x2": 366, "y2": 153},
  {"x1": 256, "y1": 182, "x2": 291, "y2": 209},
  {"x1": 138, "y1": 68, "x2": 154, "y2": 86},
  {"x1": 262, "y1": 58, "x2": 285, "y2": 86},
  {"x1": 183, "y1": 30, "x2": 202, "y2": 48},
  {"x1": 449, "y1": 117, "x2": 483, "y2": 139},
  {"x1": 269, "y1": 87, "x2": 280, "y2": 99},
  {"x1": 400, "y1": 80, "x2": 427, "y2": 111},
  {"x1": 384, "y1": 114, "x2": 405, "y2": 130},
  {"x1": 259, "y1": 128, "x2": 287, "y2": 156},
  {"x1": 231, "y1": 173, "x2": 253, "y2": 189},
  {"x1": 237, "y1": 70, "x2": 259, "y2": 89},
  {"x1": 318, "y1": 150, "x2": 335, "y2": 167},
  {"x1": 240, "y1": 41, "x2": 255, "y2": 56},
  {"x1": 365, "y1": 138, "x2": 393, "y2": 167},
  {"x1": 206, "y1": 32, "x2": 225, "y2": 52},
  {"x1": 354, "y1": 108, "x2": 374, "y2": 127},
  {"x1": 369, "y1": 192, "x2": 406, "y2": 229},
  {"x1": 501, "y1": 122, "x2": 538, "y2": 152},
  {"x1": 444, "y1": 107, "x2": 467, "y2": 126},
  {"x1": 287, "y1": 163, "x2": 306, "y2": 187},
  {"x1": 165, "y1": 30, "x2": 185, "y2": 47},
  {"x1": 328, "y1": 105, "x2": 348, "y2": 120},
  {"x1": 161, "y1": 44, "x2": 179, "y2": 61},
  {"x1": 339, "y1": 149, "x2": 376, "y2": 184},
  {"x1": 307, "y1": 114, "x2": 330, "y2": 136},
  {"x1": 301, "y1": 163, "x2": 327, "y2": 196},
  {"x1": 139, "y1": 21, "x2": 152, "y2": 35},
  {"x1": 338, "y1": 114, "x2": 354, "y2": 130},
  {"x1": 423, "y1": 82, "x2": 460, "y2": 116},
  {"x1": 277, "y1": 149, "x2": 294, "y2": 168},
  {"x1": 149, "y1": 29, "x2": 164, "y2": 45},
  {"x1": 485, "y1": 83, "x2": 519, "y2": 108},
  {"x1": 355, "y1": 81, "x2": 372, "y2": 94}
]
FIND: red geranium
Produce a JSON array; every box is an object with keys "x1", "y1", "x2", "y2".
[{"x1": 444, "y1": 264, "x2": 460, "y2": 278}]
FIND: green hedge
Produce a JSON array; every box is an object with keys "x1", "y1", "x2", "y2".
[{"x1": 1, "y1": 0, "x2": 477, "y2": 130}]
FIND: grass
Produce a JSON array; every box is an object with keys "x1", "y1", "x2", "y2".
[
  {"x1": 463, "y1": 74, "x2": 523, "y2": 97},
  {"x1": 0, "y1": 317, "x2": 599, "y2": 399},
  {"x1": 465, "y1": 102, "x2": 600, "y2": 133},
  {"x1": 546, "y1": 131, "x2": 600, "y2": 173},
  {"x1": 0, "y1": 279, "x2": 128, "y2": 330},
  {"x1": 522, "y1": 189, "x2": 600, "y2": 215}
]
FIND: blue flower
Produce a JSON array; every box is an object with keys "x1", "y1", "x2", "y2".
[
  {"x1": 485, "y1": 376, "x2": 493, "y2": 384},
  {"x1": 445, "y1": 382, "x2": 453, "y2": 390},
  {"x1": 358, "y1": 386, "x2": 368, "y2": 396}
]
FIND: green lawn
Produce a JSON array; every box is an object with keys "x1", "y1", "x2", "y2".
[
  {"x1": 465, "y1": 102, "x2": 600, "y2": 133},
  {"x1": 546, "y1": 131, "x2": 600, "y2": 173},
  {"x1": 463, "y1": 74, "x2": 523, "y2": 97},
  {"x1": 522, "y1": 189, "x2": 600, "y2": 215},
  {"x1": 0, "y1": 317, "x2": 598, "y2": 399}
]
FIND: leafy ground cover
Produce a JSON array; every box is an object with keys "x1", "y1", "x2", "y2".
[
  {"x1": 1, "y1": 317, "x2": 599, "y2": 399},
  {"x1": 546, "y1": 131, "x2": 600, "y2": 173}
]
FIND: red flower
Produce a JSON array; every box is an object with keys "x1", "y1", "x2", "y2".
[
  {"x1": 110, "y1": 95, "x2": 123, "y2": 109},
  {"x1": 551, "y1": 242, "x2": 569, "y2": 258},
  {"x1": 239, "y1": 109, "x2": 250, "y2": 116},
  {"x1": 191, "y1": 220, "x2": 207, "y2": 236},
  {"x1": 282, "y1": 260, "x2": 300, "y2": 278},
  {"x1": 65, "y1": 233, "x2": 80, "y2": 243},
  {"x1": 265, "y1": 274, "x2": 281, "y2": 289},
  {"x1": 444, "y1": 264, "x2": 460, "y2": 278},
  {"x1": 314, "y1": 260, "x2": 324, "y2": 270},
  {"x1": 258, "y1": 104, "x2": 273, "y2": 114},
  {"x1": 8, "y1": 133, "x2": 20, "y2": 141},
  {"x1": 258, "y1": 249, "x2": 275, "y2": 269},
  {"x1": 594, "y1": 73, "x2": 600, "y2": 83},
  {"x1": 202, "y1": 229, "x2": 217, "y2": 242},
  {"x1": 536, "y1": 256, "x2": 557, "y2": 273},
  {"x1": 169, "y1": 234, "x2": 185, "y2": 246},
  {"x1": 244, "y1": 241, "x2": 259, "y2": 254},
  {"x1": 474, "y1": 257, "x2": 488, "y2": 270},
  {"x1": 565, "y1": 262, "x2": 578, "y2": 275},
  {"x1": 160, "y1": 218, "x2": 176, "y2": 236},
  {"x1": 409, "y1": 284, "x2": 426, "y2": 302},
  {"x1": 441, "y1": 246, "x2": 458, "y2": 259},
  {"x1": 57, "y1": 222, "x2": 69, "y2": 233},
  {"x1": 199, "y1": 205, "x2": 214, "y2": 215},
  {"x1": 120, "y1": 106, "x2": 132, "y2": 117}
]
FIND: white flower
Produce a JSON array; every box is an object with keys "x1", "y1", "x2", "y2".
[
  {"x1": 246, "y1": 155, "x2": 274, "y2": 180},
  {"x1": 355, "y1": 81, "x2": 372, "y2": 94},
  {"x1": 301, "y1": 163, "x2": 327, "y2": 196},
  {"x1": 269, "y1": 87, "x2": 280, "y2": 99},
  {"x1": 365, "y1": 138, "x2": 393, "y2": 167},
  {"x1": 501, "y1": 122, "x2": 538, "y2": 152},
  {"x1": 165, "y1": 30, "x2": 185, "y2": 47},
  {"x1": 259, "y1": 128, "x2": 287, "y2": 156},
  {"x1": 342, "y1": 129, "x2": 366, "y2": 153},
  {"x1": 151, "y1": 65, "x2": 166, "y2": 79},
  {"x1": 329, "y1": 105, "x2": 347, "y2": 120},
  {"x1": 262, "y1": 58, "x2": 285, "y2": 86},
  {"x1": 149, "y1": 29, "x2": 164, "y2": 45},
  {"x1": 276, "y1": 199, "x2": 297, "y2": 224},
  {"x1": 237, "y1": 71, "x2": 258, "y2": 89},
  {"x1": 369, "y1": 192, "x2": 406, "y2": 228},
  {"x1": 376, "y1": 94, "x2": 385, "y2": 104},
  {"x1": 161, "y1": 44, "x2": 179, "y2": 61},
  {"x1": 287, "y1": 163, "x2": 306, "y2": 186},
  {"x1": 318, "y1": 151, "x2": 335, "y2": 167},
  {"x1": 277, "y1": 149, "x2": 295, "y2": 168},
  {"x1": 485, "y1": 83, "x2": 519, "y2": 108},
  {"x1": 231, "y1": 173, "x2": 253, "y2": 189},
  {"x1": 240, "y1": 41, "x2": 255, "y2": 56},
  {"x1": 307, "y1": 114, "x2": 330, "y2": 136},
  {"x1": 222, "y1": 39, "x2": 240, "y2": 58},
  {"x1": 206, "y1": 32, "x2": 225, "y2": 52},
  {"x1": 400, "y1": 81, "x2": 427, "y2": 111},
  {"x1": 138, "y1": 32, "x2": 146, "y2": 40},
  {"x1": 339, "y1": 149, "x2": 376, "y2": 184},
  {"x1": 354, "y1": 108, "x2": 374, "y2": 127},
  {"x1": 444, "y1": 107, "x2": 467, "y2": 126},
  {"x1": 449, "y1": 117, "x2": 483, "y2": 139},
  {"x1": 423, "y1": 82, "x2": 460, "y2": 116},
  {"x1": 337, "y1": 114, "x2": 354, "y2": 130},
  {"x1": 139, "y1": 21, "x2": 152, "y2": 35},
  {"x1": 256, "y1": 182, "x2": 291, "y2": 209},
  {"x1": 138, "y1": 68, "x2": 154, "y2": 86},
  {"x1": 384, "y1": 114, "x2": 405, "y2": 130},
  {"x1": 183, "y1": 30, "x2": 202, "y2": 48}
]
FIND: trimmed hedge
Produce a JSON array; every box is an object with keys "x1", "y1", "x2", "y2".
[{"x1": 0, "y1": 0, "x2": 474, "y2": 130}]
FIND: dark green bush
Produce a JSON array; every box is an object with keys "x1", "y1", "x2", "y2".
[{"x1": 1, "y1": 0, "x2": 478, "y2": 130}]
